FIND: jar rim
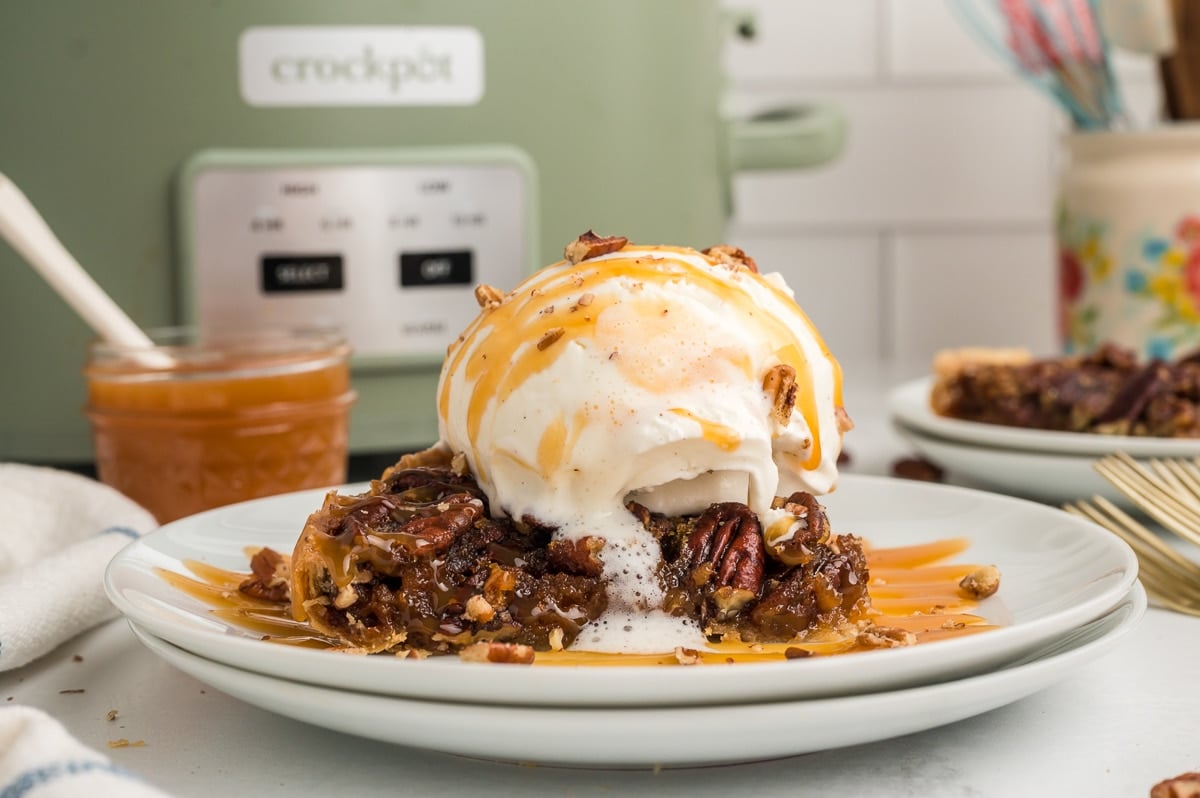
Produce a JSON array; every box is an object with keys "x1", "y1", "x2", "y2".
[
  {"x1": 1065, "y1": 123, "x2": 1200, "y2": 158},
  {"x1": 85, "y1": 325, "x2": 350, "y2": 380}
]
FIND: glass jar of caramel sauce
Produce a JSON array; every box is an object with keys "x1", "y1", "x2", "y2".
[{"x1": 84, "y1": 327, "x2": 355, "y2": 523}]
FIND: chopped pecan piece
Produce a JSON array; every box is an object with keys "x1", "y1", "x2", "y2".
[
  {"x1": 537, "y1": 327, "x2": 565, "y2": 351},
  {"x1": 1093, "y1": 360, "x2": 1168, "y2": 433},
  {"x1": 702, "y1": 244, "x2": 758, "y2": 273},
  {"x1": 767, "y1": 491, "x2": 831, "y2": 566},
  {"x1": 564, "y1": 231, "x2": 628, "y2": 264},
  {"x1": 463, "y1": 594, "x2": 496, "y2": 623},
  {"x1": 856, "y1": 624, "x2": 916, "y2": 649},
  {"x1": 458, "y1": 641, "x2": 536, "y2": 665},
  {"x1": 891, "y1": 457, "x2": 944, "y2": 483},
  {"x1": 958, "y1": 565, "x2": 1001, "y2": 599},
  {"x1": 473, "y1": 283, "x2": 504, "y2": 309},
  {"x1": 763, "y1": 364, "x2": 797, "y2": 426},
  {"x1": 238, "y1": 547, "x2": 290, "y2": 603},
  {"x1": 674, "y1": 646, "x2": 702, "y2": 665},
  {"x1": 547, "y1": 536, "x2": 605, "y2": 578}
]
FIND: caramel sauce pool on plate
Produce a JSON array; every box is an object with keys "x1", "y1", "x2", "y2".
[{"x1": 156, "y1": 535, "x2": 996, "y2": 665}]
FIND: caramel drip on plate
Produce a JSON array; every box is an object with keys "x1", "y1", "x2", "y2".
[
  {"x1": 158, "y1": 566, "x2": 336, "y2": 648},
  {"x1": 157, "y1": 535, "x2": 997, "y2": 665}
]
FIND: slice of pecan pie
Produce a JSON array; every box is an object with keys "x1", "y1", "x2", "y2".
[
  {"x1": 930, "y1": 343, "x2": 1200, "y2": 437},
  {"x1": 289, "y1": 448, "x2": 871, "y2": 658}
]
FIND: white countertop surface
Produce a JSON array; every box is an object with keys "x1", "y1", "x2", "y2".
[{"x1": 3, "y1": 367, "x2": 1197, "y2": 797}]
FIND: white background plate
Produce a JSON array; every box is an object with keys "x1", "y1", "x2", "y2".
[
  {"x1": 105, "y1": 475, "x2": 1138, "y2": 707},
  {"x1": 892, "y1": 421, "x2": 1127, "y2": 506},
  {"x1": 889, "y1": 377, "x2": 1200, "y2": 457},
  {"x1": 127, "y1": 582, "x2": 1145, "y2": 768}
]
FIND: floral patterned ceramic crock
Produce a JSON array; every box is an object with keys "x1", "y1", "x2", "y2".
[{"x1": 1058, "y1": 128, "x2": 1200, "y2": 360}]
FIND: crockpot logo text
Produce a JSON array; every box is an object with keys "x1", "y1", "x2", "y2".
[
  {"x1": 239, "y1": 27, "x2": 484, "y2": 107},
  {"x1": 268, "y1": 46, "x2": 453, "y2": 94}
]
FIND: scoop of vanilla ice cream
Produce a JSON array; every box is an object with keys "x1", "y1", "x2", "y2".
[
  {"x1": 436, "y1": 242, "x2": 848, "y2": 652},
  {"x1": 437, "y1": 243, "x2": 847, "y2": 528}
]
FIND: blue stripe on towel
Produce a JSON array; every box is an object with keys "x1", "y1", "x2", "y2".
[
  {"x1": 99, "y1": 526, "x2": 140, "y2": 541},
  {"x1": 0, "y1": 760, "x2": 145, "y2": 798}
]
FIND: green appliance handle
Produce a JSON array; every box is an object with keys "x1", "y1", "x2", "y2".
[{"x1": 726, "y1": 104, "x2": 847, "y2": 171}]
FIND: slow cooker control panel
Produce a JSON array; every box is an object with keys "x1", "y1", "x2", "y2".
[{"x1": 180, "y1": 149, "x2": 535, "y2": 365}]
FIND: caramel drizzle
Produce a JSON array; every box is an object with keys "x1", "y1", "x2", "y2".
[
  {"x1": 439, "y1": 247, "x2": 843, "y2": 474},
  {"x1": 155, "y1": 535, "x2": 996, "y2": 665}
]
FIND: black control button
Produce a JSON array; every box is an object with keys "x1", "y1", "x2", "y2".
[
  {"x1": 261, "y1": 254, "x2": 344, "y2": 293},
  {"x1": 399, "y1": 250, "x2": 473, "y2": 288}
]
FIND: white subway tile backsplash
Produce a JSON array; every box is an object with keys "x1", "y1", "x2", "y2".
[
  {"x1": 720, "y1": 2, "x2": 1147, "y2": 365},
  {"x1": 722, "y1": 229, "x2": 883, "y2": 363},
  {"x1": 888, "y1": 231, "x2": 1058, "y2": 361},
  {"x1": 729, "y1": 86, "x2": 1057, "y2": 228},
  {"x1": 722, "y1": 0, "x2": 879, "y2": 84},
  {"x1": 885, "y1": 0, "x2": 1158, "y2": 83},
  {"x1": 886, "y1": 0, "x2": 1011, "y2": 80}
]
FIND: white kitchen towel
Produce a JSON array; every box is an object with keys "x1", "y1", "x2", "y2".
[
  {"x1": 0, "y1": 706, "x2": 170, "y2": 798},
  {"x1": 0, "y1": 463, "x2": 156, "y2": 673}
]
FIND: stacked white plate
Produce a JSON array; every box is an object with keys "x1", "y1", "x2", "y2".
[
  {"x1": 889, "y1": 376, "x2": 1200, "y2": 506},
  {"x1": 105, "y1": 476, "x2": 1144, "y2": 768}
]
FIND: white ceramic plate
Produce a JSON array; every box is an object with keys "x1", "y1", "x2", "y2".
[
  {"x1": 105, "y1": 475, "x2": 1138, "y2": 707},
  {"x1": 127, "y1": 582, "x2": 1146, "y2": 768},
  {"x1": 892, "y1": 421, "x2": 1127, "y2": 506},
  {"x1": 889, "y1": 377, "x2": 1200, "y2": 457}
]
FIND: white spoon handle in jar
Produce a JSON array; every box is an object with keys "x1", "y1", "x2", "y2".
[{"x1": 0, "y1": 172, "x2": 171, "y2": 364}]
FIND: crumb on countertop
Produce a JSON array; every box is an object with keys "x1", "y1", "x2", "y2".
[{"x1": 107, "y1": 739, "x2": 146, "y2": 749}]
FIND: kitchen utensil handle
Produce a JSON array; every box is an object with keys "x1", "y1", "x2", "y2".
[
  {"x1": 727, "y1": 104, "x2": 847, "y2": 172},
  {"x1": 0, "y1": 172, "x2": 161, "y2": 355}
]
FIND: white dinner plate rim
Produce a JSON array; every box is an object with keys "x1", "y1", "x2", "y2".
[
  {"x1": 889, "y1": 376, "x2": 1200, "y2": 457},
  {"x1": 125, "y1": 581, "x2": 1146, "y2": 768},
  {"x1": 104, "y1": 474, "x2": 1138, "y2": 708},
  {"x1": 891, "y1": 420, "x2": 1130, "y2": 506}
]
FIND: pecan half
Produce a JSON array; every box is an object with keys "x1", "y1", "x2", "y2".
[
  {"x1": 397, "y1": 494, "x2": 485, "y2": 554},
  {"x1": 763, "y1": 364, "x2": 797, "y2": 425},
  {"x1": 702, "y1": 244, "x2": 758, "y2": 273},
  {"x1": 1151, "y1": 772, "x2": 1200, "y2": 798},
  {"x1": 564, "y1": 231, "x2": 628, "y2": 264},
  {"x1": 685, "y1": 503, "x2": 766, "y2": 618},
  {"x1": 458, "y1": 641, "x2": 536, "y2": 665}
]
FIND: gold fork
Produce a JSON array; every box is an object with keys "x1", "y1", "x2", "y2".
[{"x1": 1063, "y1": 452, "x2": 1200, "y2": 616}]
